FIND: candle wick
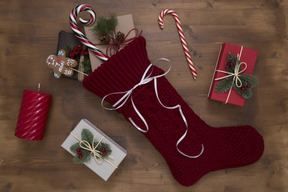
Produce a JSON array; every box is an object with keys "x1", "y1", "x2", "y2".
[{"x1": 38, "y1": 83, "x2": 41, "y2": 92}]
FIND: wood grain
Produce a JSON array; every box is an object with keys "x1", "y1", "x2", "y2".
[{"x1": 0, "y1": 0, "x2": 287, "y2": 191}]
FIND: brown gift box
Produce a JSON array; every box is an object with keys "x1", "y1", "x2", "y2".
[{"x1": 84, "y1": 14, "x2": 136, "y2": 71}]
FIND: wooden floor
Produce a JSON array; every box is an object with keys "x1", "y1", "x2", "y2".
[{"x1": 1, "y1": 0, "x2": 287, "y2": 191}]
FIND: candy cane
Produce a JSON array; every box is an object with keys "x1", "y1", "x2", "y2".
[
  {"x1": 159, "y1": 9, "x2": 197, "y2": 79},
  {"x1": 70, "y1": 4, "x2": 108, "y2": 61}
]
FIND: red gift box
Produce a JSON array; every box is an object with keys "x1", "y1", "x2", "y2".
[{"x1": 208, "y1": 43, "x2": 258, "y2": 107}]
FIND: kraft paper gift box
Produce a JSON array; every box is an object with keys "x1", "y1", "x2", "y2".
[
  {"x1": 208, "y1": 43, "x2": 258, "y2": 107},
  {"x1": 84, "y1": 14, "x2": 136, "y2": 71},
  {"x1": 61, "y1": 119, "x2": 127, "y2": 181}
]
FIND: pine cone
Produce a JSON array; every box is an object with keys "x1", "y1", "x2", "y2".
[
  {"x1": 116, "y1": 31, "x2": 125, "y2": 42},
  {"x1": 99, "y1": 34, "x2": 110, "y2": 44}
]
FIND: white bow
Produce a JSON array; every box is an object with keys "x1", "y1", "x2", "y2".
[{"x1": 102, "y1": 58, "x2": 204, "y2": 159}]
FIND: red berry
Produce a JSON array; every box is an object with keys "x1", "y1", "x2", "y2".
[
  {"x1": 74, "y1": 50, "x2": 80, "y2": 55},
  {"x1": 101, "y1": 147, "x2": 107, "y2": 155},
  {"x1": 241, "y1": 87, "x2": 245, "y2": 91},
  {"x1": 78, "y1": 151, "x2": 82, "y2": 155},
  {"x1": 69, "y1": 52, "x2": 75, "y2": 58},
  {"x1": 227, "y1": 62, "x2": 233, "y2": 67},
  {"x1": 246, "y1": 84, "x2": 251, "y2": 88},
  {"x1": 76, "y1": 148, "x2": 81, "y2": 152},
  {"x1": 78, "y1": 155, "x2": 83, "y2": 159}
]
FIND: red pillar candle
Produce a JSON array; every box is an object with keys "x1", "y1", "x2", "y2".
[{"x1": 15, "y1": 86, "x2": 52, "y2": 141}]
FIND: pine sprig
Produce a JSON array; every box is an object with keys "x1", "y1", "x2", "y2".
[
  {"x1": 81, "y1": 129, "x2": 94, "y2": 144},
  {"x1": 96, "y1": 142, "x2": 112, "y2": 159},
  {"x1": 70, "y1": 142, "x2": 91, "y2": 164},
  {"x1": 234, "y1": 84, "x2": 252, "y2": 99},
  {"x1": 215, "y1": 76, "x2": 233, "y2": 93},
  {"x1": 64, "y1": 45, "x2": 74, "y2": 55},
  {"x1": 82, "y1": 56, "x2": 92, "y2": 74},
  {"x1": 70, "y1": 129, "x2": 112, "y2": 164},
  {"x1": 93, "y1": 14, "x2": 118, "y2": 35},
  {"x1": 226, "y1": 53, "x2": 238, "y2": 73},
  {"x1": 240, "y1": 74, "x2": 259, "y2": 88}
]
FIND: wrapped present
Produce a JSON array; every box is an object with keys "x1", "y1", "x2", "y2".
[
  {"x1": 208, "y1": 43, "x2": 258, "y2": 107},
  {"x1": 84, "y1": 14, "x2": 137, "y2": 71},
  {"x1": 61, "y1": 119, "x2": 127, "y2": 181},
  {"x1": 56, "y1": 31, "x2": 92, "y2": 81}
]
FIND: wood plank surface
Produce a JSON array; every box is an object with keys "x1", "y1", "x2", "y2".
[{"x1": 0, "y1": 0, "x2": 287, "y2": 191}]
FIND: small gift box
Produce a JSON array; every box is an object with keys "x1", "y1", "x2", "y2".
[
  {"x1": 84, "y1": 14, "x2": 137, "y2": 71},
  {"x1": 56, "y1": 31, "x2": 92, "y2": 81},
  {"x1": 61, "y1": 119, "x2": 127, "y2": 181},
  {"x1": 208, "y1": 43, "x2": 258, "y2": 106}
]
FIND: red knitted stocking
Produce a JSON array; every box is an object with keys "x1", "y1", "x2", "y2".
[{"x1": 82, "y1": 36, "x2": 264, "y2": 186}]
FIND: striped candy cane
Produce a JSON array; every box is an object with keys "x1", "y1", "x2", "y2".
[
  {"x1": 159, "y1": 9, "x2": 197, "y2": 79},
  {"x1": 70, "y1": 4, "x2": 108, "y2": 61}
]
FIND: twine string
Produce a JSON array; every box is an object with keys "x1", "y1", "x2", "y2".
[
  {"x1": 214, "y1": 46, "x2": 247, "y2": 103},
  {"x1": 70, "y1": 132, "x2": 117, "y2": 168}
]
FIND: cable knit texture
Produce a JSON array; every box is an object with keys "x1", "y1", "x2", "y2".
[{"x1": 83, "y1": 36, "x2": 264, "y2": 186}]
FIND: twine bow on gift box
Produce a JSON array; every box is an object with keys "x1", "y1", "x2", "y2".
[
  {"x1": 105, "y1": 28, "x2": 142, "y2": 57},
  {"x1": 214, "y1": 46, "x2": 258, "y2": 103},
  {"x1": 70, "y1": 129, "x2": 117, "y2": 168},
  {"x1": 95, "y1": 28, "x2": 142, "y2": 57}
]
